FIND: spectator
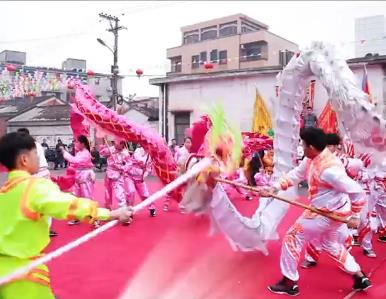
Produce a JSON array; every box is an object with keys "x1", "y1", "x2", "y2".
[
  {"x1": 174, "y1": 137, "x2": 192, "y2": 174},
  {"x1": 169, "y1": 138, "x2": 178, "y2": 157},
  {"x1": 41, "y1": 138, "x2": 49, "y2": 150},
  {"x1": 55, "y1": 139, "x2": 66, "y2": 169},
  {"x1": 303, "y1": 106, "x2": 317, "y2": 128},
  {"x1": 245, "y1": 151, "x2": 265, "y2": 186}
]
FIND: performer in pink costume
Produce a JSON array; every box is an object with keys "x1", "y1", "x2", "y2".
[
  {"x1": 265, "y1": 128, "x2": 370, "y2": 296},
  {"x1": 254, "y1": 167, "x2": 274, "y2": 213},
  {"x1": 61, "y1": 135, "x2": 96, "y2": 226},
  {"x1": 99, "y1": 139, "x2": 130, "y2": 210},
  {"x1": 125, "y1": 144, "x2": 156, "y2": 217}
]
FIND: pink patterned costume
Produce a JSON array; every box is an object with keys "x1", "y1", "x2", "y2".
[
  {"x1": 100, "y1": 145, "x2": 130, "y2": 209},
  {"x1": 124, "y1": 147, "x2": 155, "y2": 211},
  {"x1": 254, "y1": 171, "x2": 274, "y2": 212},
  {"x1": 63, "y1": 149, "x2": 95, "y2": 199}
]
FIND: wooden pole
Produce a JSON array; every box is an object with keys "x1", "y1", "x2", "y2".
[
  {"x1": 215, "y1": 178, "x2": 348, "y2": 223},
  {"x1": 104, "y1": 137, "x2": 117, "y2": 164}
]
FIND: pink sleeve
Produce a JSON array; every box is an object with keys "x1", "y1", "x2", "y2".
[
  {"x1": 63, "y1": 151, "x2": 88, "y2": 166},
  {"x1": 99, "y1": 146, "x2": 112, "y2": 157}
]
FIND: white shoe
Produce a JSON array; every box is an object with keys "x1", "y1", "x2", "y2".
[
  {"x1": 93, "y1": 221, "x2": 101, "y2": 229},
  {"x1": 363, "y1": 249, "x2": 377, "y2": 258},
  {"x1": 68, "y1": 220, "x2": 80, "y2": 225}
]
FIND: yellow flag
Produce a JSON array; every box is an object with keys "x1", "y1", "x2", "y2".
[{"x1": 252, "y1": 89, "x2": 272, "y2": 135}]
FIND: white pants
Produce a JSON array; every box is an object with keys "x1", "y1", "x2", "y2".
[
  {"x1": 304, "y1": 224, "x2": 352, "y2": 262},
  {"x1": 358, "y1": 193, "x2": 379, "y2": 251},
  {"x1": 281, "y1": 205, "x2": 361, "y2": 281}
]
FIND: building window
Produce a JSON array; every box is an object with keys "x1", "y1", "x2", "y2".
[
  {"x1": 201, "y1": 26, "x2": 217, "y2": 41},
  {"x1": 219, "y1": 21, "x2": 237, "y2": 37},
  {"x1": 219, "y1": 50, "x2": 228, "y2": 64},
  {"x1": 174, "y1": 112, "x2": 190, "y2": 145},
  {"x1": 183, "y1": 30, "x2": 199, "y2": 44},
  {"x1": 241, "y1": 26, "x2": 253, "y2": 33},
  {"x1": 192, "y1": 55, "x2": 199, "y2": 69},
  {"x1": 170, "y1": 56, "x2": 182, "y2": 72},
  {"x1": 240, "y1": 42, "x2": 264, "y2": 61},
  {"x1": 199, "y1": 51, "x2": 207, "y2": 64},
  {"x1": 241, "y1": 21, "x2": 261, "y2": 34},
  {"x1": 279, "y1": 50, "x2": 295, "y2": 67},
  {"x1": 210, "y1": 50, "x2": 218, "y2": 63}
]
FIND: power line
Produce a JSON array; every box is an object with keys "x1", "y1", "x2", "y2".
[{"x1": 0, "y1": 2, "x2": 186, "y2": 44}]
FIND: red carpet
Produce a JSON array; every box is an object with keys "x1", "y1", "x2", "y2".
[{"x1": 47, "y1": 180, "x2": 386, "y2": 299}]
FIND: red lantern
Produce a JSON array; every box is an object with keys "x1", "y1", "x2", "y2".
[
  {"x1": 136, "y1": 69, "x2": 143, "y2": 78},
  {"x1": 87, "y1": 70, "x2": 95, "y2": 77},
  {"x1": 204, "y1": 62, "x2": 213, "y2": 70},
  {"x1": 6, "y1": 64, "x2": 16, "y2": 72}
]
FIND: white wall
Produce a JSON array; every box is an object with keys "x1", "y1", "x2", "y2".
[
  {"x1": 166, "y1": 65, "x2": 384, "y2": 137},
  {"x1": 8, "y1": 125, "x2": 72, "y2": 147},
  {"x1": 167, "y1": 73, "x2": 279, "y2": 138}
]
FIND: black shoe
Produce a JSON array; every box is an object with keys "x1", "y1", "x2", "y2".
[
  {"x1": 363, "y1": 249, "x2": 377, "y2": 258},
  {"x1": 300, "y1": 260, "x2": 317, "y2": 269},
  {"x1": 268, "y1": 277, "x2": 299, "y2": 296},
  {"x1": 68, "y1": 220, "x2": 80, "y2": 225},
  {"x1": 378, "y1": 235, "x2": 386, "y2": 243},
  {"x1": 50, "y1": 230, "x2": 58, "y2": 237},
  {"x1": 352, "y1": 235, "x2": 360, "y2": 246},
  {"x1": 150, "y1": 208, "x2": 156, "y2": 217},
  {"x1": 353, "y1": 273, "x2": 372, "y2": 291}
]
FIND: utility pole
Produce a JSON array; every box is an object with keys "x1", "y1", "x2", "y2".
[{"x1": 98, "y1": 13, "x2": 126, "y2": 111}]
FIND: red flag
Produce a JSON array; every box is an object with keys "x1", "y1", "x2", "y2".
[
  {"x1": 362, "y1": 65, "x2": 373, "y2": 103},
  {"x1": 318, "y1": 101, "x2": 338, "y2": 134},
  {"x1": 70, "y1": 104, "x2": 89, "y2": 138}
]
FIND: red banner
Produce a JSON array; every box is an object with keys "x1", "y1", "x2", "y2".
[{"x1": 317, "y1": 101, "x2": 338, "y2": 134}]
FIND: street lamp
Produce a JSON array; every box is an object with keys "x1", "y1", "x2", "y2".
[
  {"x1": 96, "y1": 37, "x2": 119, "y2": 111},
  {"x1": 97, "y1": 38, "x2": 113, "y2": 53}
]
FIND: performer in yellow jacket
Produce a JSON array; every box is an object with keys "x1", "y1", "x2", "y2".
[{"x1": 0, "y1": 132, "x2": 134, "y2": 299}]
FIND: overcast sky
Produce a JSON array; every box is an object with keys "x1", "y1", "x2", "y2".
[{"x1": 1, "y1": 1, "x2": 386, "y2": 96}]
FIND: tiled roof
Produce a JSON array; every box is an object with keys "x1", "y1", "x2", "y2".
[
  {"x1": 132, "y1": 105, "x2": 159, "y2": 121},
  {"x1": 8, "y1": 104, "x2": 70, "y2": 123},
  {"x1": 0, "y1": 95, "x2": 54, "y2": 117}
]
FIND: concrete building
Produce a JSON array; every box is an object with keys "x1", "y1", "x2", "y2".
[
  {"x1": 355, "y1": 15, "x2": 386, "y2": 57},
  {"x1": 62, "y1": 58, "x2": 87, "y2": 72},
  {"x1": 0, "y1": 50, "x2": 26, "y2": 65},
  {"x1": 151, "y1": 56, "x2": 386, "y2": 144},
  {"x1": 167, "y1": 14, "x2": 298, "y2": 76}
]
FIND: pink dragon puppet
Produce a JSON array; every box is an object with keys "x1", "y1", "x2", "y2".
[{"x1": 71, "y1": 82, "x2": 182, "y2": 201}]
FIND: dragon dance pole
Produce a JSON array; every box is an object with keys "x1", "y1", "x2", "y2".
[
  {"x1": 216, "y1": 178, "x2": 348, "y2": 224},
  {"x1": 0, "y1": 158, "x2": 213, "y2": 286}
]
